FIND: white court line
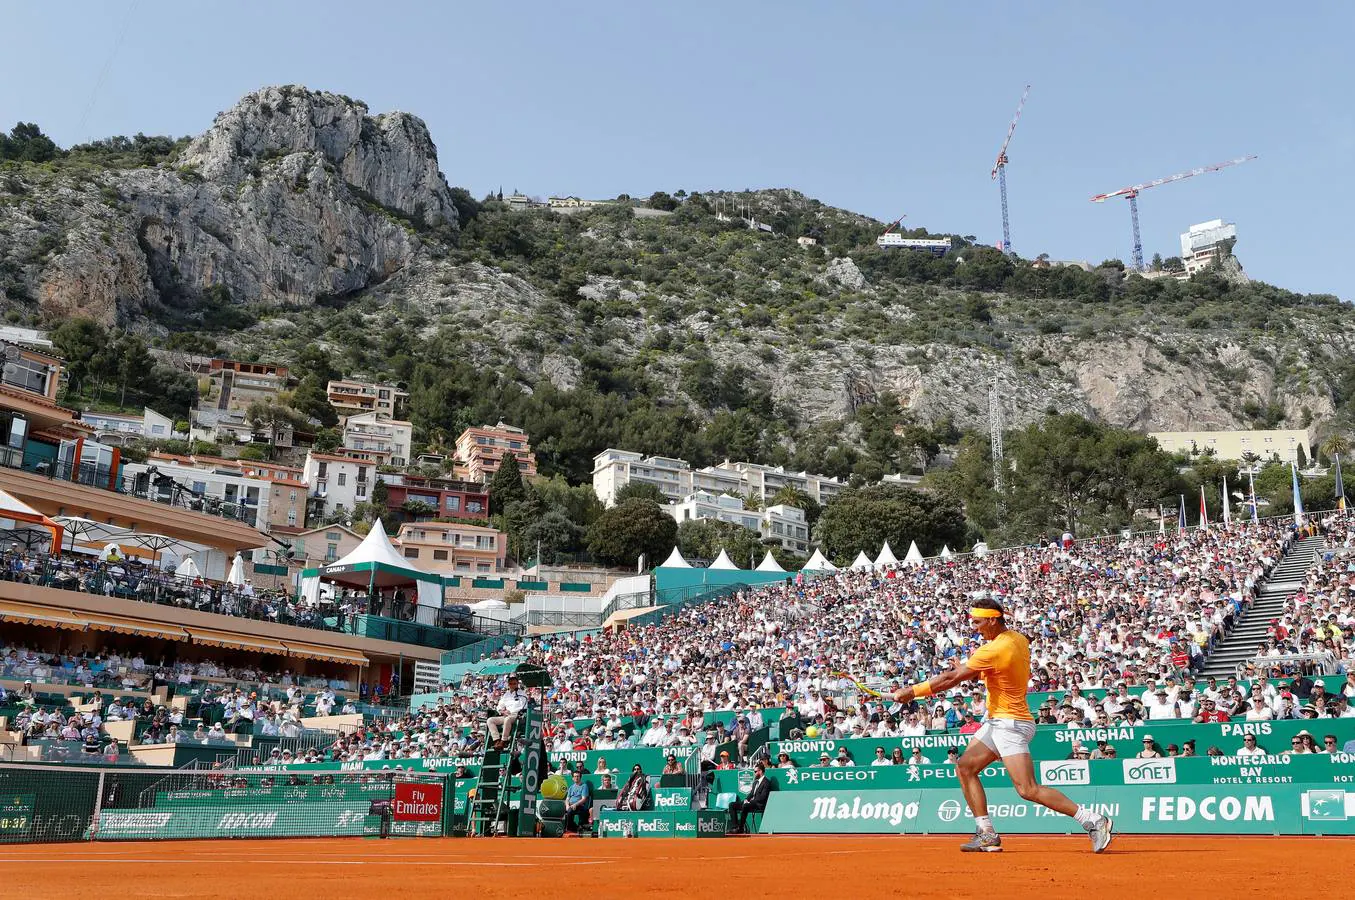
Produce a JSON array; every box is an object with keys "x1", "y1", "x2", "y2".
[{"x1": 0, "y1": 858, "x2": 612, "y2": 867}]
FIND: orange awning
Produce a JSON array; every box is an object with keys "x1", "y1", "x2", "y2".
[
  {"x1": 283, "y1": 641, "x2": 369, "y2": 667},
  {"x1": 83, "y1": 613, "x2": 188, "y2": 642},
  {"x1": 0, "y1": 600, "x2": 87, "y2": 630},
  {"x1": 188, "y1": 628, "x2": 286, "y2": 655}
]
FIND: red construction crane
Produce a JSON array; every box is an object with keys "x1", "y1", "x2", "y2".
[
  {"x1": 1090, "y1": 155, "x2": 1256, "y2": 271},
  {"x1": 880, "y1": 214, "x2": 907, "y2": 237}
]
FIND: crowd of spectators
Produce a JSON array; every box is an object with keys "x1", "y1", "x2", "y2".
[
  {"x1": 439, "y1": 520, "x2": 1294, "y2": 749},
  {"x1": 0, "y1": 546, "x2": 343, "y2": 630},
  {"x1": 1248, "y1": 511, "x2": 1355, "y2": 675}
]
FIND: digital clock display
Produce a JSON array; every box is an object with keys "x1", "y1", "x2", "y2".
[{"x1": 0, "y1": 796, "x2": 34, "y2": 836}]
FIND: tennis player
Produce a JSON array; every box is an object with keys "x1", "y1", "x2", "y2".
[{"x1": 891, "y1": 596, "x2": 1114, "y2": 852}]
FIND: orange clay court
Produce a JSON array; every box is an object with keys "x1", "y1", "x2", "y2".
[{"x1": 0, "y1": 835, "x2": 1345, "y2": 899}]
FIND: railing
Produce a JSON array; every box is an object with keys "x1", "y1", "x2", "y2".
[
  {"x1": 1235, "y1": 650, "x2": 1339, "y2": 679},
  {"x1": 0, "y1": 551, "x2": 522, "y2": 653},
  {"x1": 8, "y1": 455, "x2": 260, "y2": 526}
]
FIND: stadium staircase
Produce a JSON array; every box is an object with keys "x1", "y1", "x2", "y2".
[{"x1": 1201, "y1": 534, "x2": 1325, "y2": 677}]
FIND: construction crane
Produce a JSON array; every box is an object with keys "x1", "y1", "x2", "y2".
[
  {"x1": 991, "y1": 84, "x2": 1030, "y2": 256},
  {"x1": 1090, "y1": 155, "x2": 1256, "y2": 271},
  {"x1": 879, "y1": 213, "x2": 907, "y2": 237}
]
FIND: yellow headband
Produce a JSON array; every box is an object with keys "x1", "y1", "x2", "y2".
[{"x1": 969, "y1": 608, "x2": 1003, "y2": 619}]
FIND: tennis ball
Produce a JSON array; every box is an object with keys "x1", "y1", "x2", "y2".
[
  {"x1": 805, "y1": 726, "x2": 819, "y2": 739},
  {"x1": 541, "y1": 774, "x2": 568, "y2": 800}
]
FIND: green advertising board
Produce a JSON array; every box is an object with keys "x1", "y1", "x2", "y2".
[
  {"x1": 652, "y1": 787, "x2": 693, "y2": 810},
  {"x1": 718, "y1": 752, "x2": 1355, "y2": 793},
  {"x1": 91, "y1": 798, "x2": 443, "y2": 841},
  {"x1": 597, "y1": 809, "x2": 728, "y2": 838},
  {"x1": 757, "y1": 783, "x2": 1355, "y2": 835},
  {"x1": 768, "y1": 719, "x2": 1355, "y2": 768}
]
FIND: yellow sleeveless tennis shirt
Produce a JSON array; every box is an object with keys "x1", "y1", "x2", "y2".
[{"x1": 963, "y1": 629, "x2": 1034, "y2": 722}]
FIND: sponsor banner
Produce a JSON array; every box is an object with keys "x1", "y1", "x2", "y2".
[
  {"x1": 92, "y1": 799, "x2": 444, "y2": 840},
  {"x1": 235, "y1": 758, "x2": 480, "y2": 776},
  {"x1": 652, "y1": 788, "x2": 692, "y2": 810},
  {"x1": 759, "y1": 784, "x2": 1303, "y2": 835},
  {"x1": 1039, "y1": 760, "x2": 1090, "y2": 785},
  {"x1": 393, "y1": 783, "x2": 443, "y2": 822},
  {"x1": 597, "y1": 811, "x2": 675, "y2": 838},
  {"x1": 767, "y1": 720, "x2": 1355, "y2": 770},
  {"x1": 546, "y1": 748, "x2": 668, "y2": 776},
  {"x1": 597, "y1": 810, "x2": 727, "y2": 838},
  {"x1": 160, "y1": 783, "x2": 397, "y2": 805},
  {"x1": 697, "y1": 810, "x2": 729, "y2": 837},
  {"x1": 754, "y1": 750, "x2": 1355, "y2": 788}
]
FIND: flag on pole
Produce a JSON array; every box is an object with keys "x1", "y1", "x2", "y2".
[
  {"x1": 1222, "y1": 475, "x2": 1231, "y2": 527},
  {"x1": 1249, "y1": 469, "x2": 1259, "y2": 524},
  {"x1": 1178, "y1": 494, "x2": 1187, "y2": 531},
  {"x1": 1336, "y1": 452, "x2": 1347, "y2": 512},
  {"x1": 1159, "y1": 509, "x2": 1166, "y2": 534},
  {"x1": 1291, "y1": 461, "x2": 1305, "y2": 525},
  {"x1": 1199, "y1": 484, "x2": 1209, "y2": 529}
]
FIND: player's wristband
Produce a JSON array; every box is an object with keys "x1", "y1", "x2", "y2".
[{"x1": 911, "y1": 681, "x2": 933, "y2": 698}]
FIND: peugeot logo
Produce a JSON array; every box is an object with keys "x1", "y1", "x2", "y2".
[{"x1": 938, "y1": 799, "x2": 963, "y2": 822}]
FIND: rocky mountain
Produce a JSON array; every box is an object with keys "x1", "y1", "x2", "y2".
[
  {"x1": 1, "y1": 86, "x2": 455, "y2": 327},
  {"x1": 2, "y1": 85, "x2": 1354, "y2": 457}
]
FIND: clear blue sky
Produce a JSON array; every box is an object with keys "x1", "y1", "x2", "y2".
[{"x1": 4, "y1": 1, "x2": 1353, "y2": 298}]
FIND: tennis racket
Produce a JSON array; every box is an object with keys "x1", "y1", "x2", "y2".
[{"x1": 829, "y1": 671, "x2": 885, "y2": 698}]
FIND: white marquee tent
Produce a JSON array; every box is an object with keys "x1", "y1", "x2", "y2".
[{"x1": 300, "y1": 520, "x2": 444, "y2": 624}]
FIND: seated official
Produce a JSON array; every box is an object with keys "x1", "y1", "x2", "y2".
[{"x1": 727, "y1": 760, "x2": 773, "y2": 835}]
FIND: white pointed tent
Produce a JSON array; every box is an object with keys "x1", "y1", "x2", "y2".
[
  {"x1": 708, "y1": 549, "x2": 740, "y2": 570},
  {"x1": 972, "y1": 542, "x2": 990, "y2": 558},
  {"x1": 300, "y1": 520, "x2": 445, "y2": 623},
  {"x1": 755, "y1": 551, "x2": 785, "y2": 572},
  {"x1": 849, "y1": 550, "x2": 874, "y2": 570},
  {"x1": 903, "y1": 540, "x2": 925, "y2": 567},
  {"x1": 802, "y1": 548, "x2": 837, "y2": 571},
  {"x1": 874, "y1": 541, "x2": 898, "y2": 568},
  {"x1": 657, "y1": 547, "x2": 692, "y2": 568},
  {"x1": 940, "y1": 545, "x2": 953, "y2": 560}
]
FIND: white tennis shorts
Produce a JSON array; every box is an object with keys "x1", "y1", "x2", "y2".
[{"x1": 973, "y1": 718, "x2": 1037, "y2": 757}]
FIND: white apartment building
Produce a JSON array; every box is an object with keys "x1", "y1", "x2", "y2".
[
  {"x1": 341, "y1": 411, "x2": 413, "y2": 468},
  {"x1": 121, "y1": 458, "x2": 271, "y2": 532},
  {"x1": 713, "y1": 460, "x2": 844, "y2": 506},
  {"x1": 1149, "y1": 428, "x2": 1314, "y2": 467},
  {"x1": 302, "y1": 451, "x2": 377, "y2": 521},
  {"x1": 80, "y1": 407, "x2": 175, "y2": 445},
  {"x1": 593, "y1": 449, "x2": 843, "y2": 508},
  {"x1": 666, "y1": 491, "x2": 810, "y2": 555},
  {"x1": 593, "y1": 449, "x2": 693, "y2": 505},
  {"x1": 762, "y1": 503, "x2": 811, "y2": 554}
]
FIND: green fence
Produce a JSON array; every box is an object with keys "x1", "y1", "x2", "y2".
[
  {"x1": 756, "y1": 782, "x2": 1355, "y2": 835},
  {"x1": 0, "y1": 763, "x2": 452, "y2": 844}
]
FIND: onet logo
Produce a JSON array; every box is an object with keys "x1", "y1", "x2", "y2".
[
  {"x1": 1123, "y1": 758, "x2": 1177, "y2": 784},
  {"x1": 1039, "y1": 760, "x2": 1090, "y2": 785}
]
